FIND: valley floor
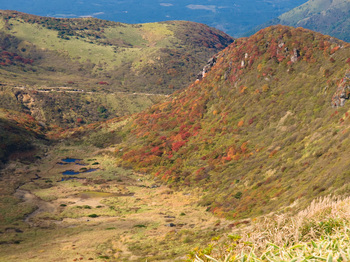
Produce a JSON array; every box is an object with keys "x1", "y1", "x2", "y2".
[{"x1": 0, "y1": 144, "x2": 228, "y2": 261}]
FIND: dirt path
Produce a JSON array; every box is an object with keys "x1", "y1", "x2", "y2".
[
  {"x1": 14, "y1": 85, "x2": 169, "y2": 97},
  {"x1": 14, "y1": 189, "x2": 56, "y2": 227}
]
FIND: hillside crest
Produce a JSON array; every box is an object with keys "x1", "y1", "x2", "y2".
[{"x1": 116, "y1": 25, "x2": 350, "y2": 219}]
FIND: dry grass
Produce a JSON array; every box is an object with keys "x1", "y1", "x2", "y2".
[
  {"x1": 192, "y1": 196, "x2": 350, "y2": 261},
  {"x1": 0, "y1": 144, "x2": 228, "y2": 261}
]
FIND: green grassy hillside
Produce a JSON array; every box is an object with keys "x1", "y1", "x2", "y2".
[
  {"x1": 0, "y1": 10, "x2": 233, "y2": 127},
  {"x1": 0, "y1": 85, "x2": 164, "y2": 128},
  {"x1": 0, "y1": 10, "x2": 233, "y2": 94},
  {"x1": 115, "y1": 25, "x2": 350, "y2": 221}
]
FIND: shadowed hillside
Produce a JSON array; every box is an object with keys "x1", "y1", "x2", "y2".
[{"x1": 0, "y1": 108, "x2": 48, "y2": 167}]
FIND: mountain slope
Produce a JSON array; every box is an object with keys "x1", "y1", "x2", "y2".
[
  {"x1": 249, "y1": 0, "x2": 350, "y2": 42},
  {"x1": 0, "y1": 108, "x2": 48, "y2": 167},
  {"x1": 116, "y1": 25, "x2": 350, "y2": 219},
  {"x1": 0, "y1": 85, "x2": 164, "y2": 128},
  {"x1": 0, "y1": 10, "x2": 233, "y2": 127},
  {"x1": 0, "y1": 10, "x2": 233, "y2": 94}
]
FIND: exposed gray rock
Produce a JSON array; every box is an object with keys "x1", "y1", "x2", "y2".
[
  {"x1": 290, "y1": 48, "x2": 300, "y2": 63},
  {"x1": 332, "y1": 70, "x2": 350, "y2": 107},
  {"x1": 197, "y1": 56, "x2": 217, "y2": 80}
]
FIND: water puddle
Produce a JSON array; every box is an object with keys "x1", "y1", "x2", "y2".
[
  {"x1": 62, "y1": 169, "x2": 98, "y2": 175},
  {"x1": 59, "y1": 158, "x2": 98, "y2": 181},
  {"x1": 63, "y1": 170, "x2": 80, "y2": 175},
  {"x1": 57, "y1": 158, "x2": 85, "y2": 165},
  {"x1": 62, "y1": 158, "x2": 82, "y2": 163}
]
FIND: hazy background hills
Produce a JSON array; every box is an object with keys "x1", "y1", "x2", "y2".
[
  {"x1": 250, "y1": 0, "x2": 350, "y2": 42},
  {"x1": 1, "y1": 0, "x2": 308, "y2": 37}
]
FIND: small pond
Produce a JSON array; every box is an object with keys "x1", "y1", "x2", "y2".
[
  {"x1": 59, "y1": 158, "x2": 99, "y2": 181},
  {"x1": 62, "y1": 169, "x2": 99, "y2": 175},
  {"x1": 61, "y1": 158, "x2": 87, "y2": 166},
  {"x1": 62, "y1": 170, "x2": 80, "y2": 175},
  {"x1": 61, "y1": 158, "x2": 82, "y2": 163}
]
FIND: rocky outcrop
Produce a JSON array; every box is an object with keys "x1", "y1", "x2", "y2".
[
  {"x1": 290, "y1": 48, "x2": 300, "y2": 63},
  {"x1": 196, "y1": 56, "x2": 217, "y2": 80},
  {"x1": 332, "y1": 71, "x2": 350, "y2": 107},
  {"x1": 15, "y1": 90, "x2": 45, "y2": 121}
]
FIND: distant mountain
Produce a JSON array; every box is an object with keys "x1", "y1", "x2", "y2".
[
  {"x1": 2, "y1": 0, "x2": 308, "y2": 37},
  {"x1": 116, "y1": 25, "x2": 350, "y2": 219},
  {"x1": 249, "y1": 0, "x2": 350, "y2": 42}
]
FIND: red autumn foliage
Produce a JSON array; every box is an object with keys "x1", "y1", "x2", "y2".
[
  {"x1": 0, "y1": 50, "x2": 33, "y2": 66},
  {"x1": 116, "y1": 25, "x2": 350, "y2": 219},
  {"x1": 172, "y1": 141, "x2": 186, "y2": 152}
]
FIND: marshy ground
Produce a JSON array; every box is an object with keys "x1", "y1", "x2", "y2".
[{"x1": 0, "y1": 144, "x2": 229, "y2": 261}]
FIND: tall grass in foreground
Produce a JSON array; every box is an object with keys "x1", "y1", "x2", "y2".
[{"x1": 191, "y1": 196, "x2": 350, "y2": 261}]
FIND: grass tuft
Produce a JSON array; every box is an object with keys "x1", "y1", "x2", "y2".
[{"x1": 191, "y1": 196, "x2": 350, "y2": 261}]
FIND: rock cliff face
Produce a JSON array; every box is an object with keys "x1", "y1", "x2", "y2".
[
  {"x1": 15, "y1": 91, "x2": 45, "y2": 121},
  {"x1": 196, "y1": 56, "x2": 218, "y2": 81},
  {"x1": 332, "y1": 71, "x2": 350, "y2": 107}
]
